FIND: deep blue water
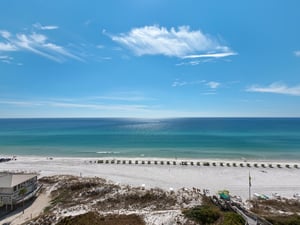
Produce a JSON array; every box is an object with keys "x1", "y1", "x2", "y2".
[{"x1": 0, "y1": 118, "x2": 300, "y2": 160}]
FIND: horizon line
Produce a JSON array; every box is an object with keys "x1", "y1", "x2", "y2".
[{"x1": 0, "y1": 116, "x2": 300, "y2": 119}]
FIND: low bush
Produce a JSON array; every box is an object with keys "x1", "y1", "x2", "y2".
[
  {"x1": 183, "y1": 205, "x2": 221, "y2": 224},
  {"x1": 56, "y1": 212, "x2": 145, "y2": 225},
  {"x1": 222, "y1": 212, "x2": 244, "y2": 225},
  {"x1": 265, "y1": 214, "x2": 300, "y2": 225}
]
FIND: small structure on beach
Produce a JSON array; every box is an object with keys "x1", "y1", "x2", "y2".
[
  {"x1": 218, "y1": 190, "x2": 230, "y2": 201},
  {"x1": 0, "y1": 172, "x2": 39, "y2": 210}
]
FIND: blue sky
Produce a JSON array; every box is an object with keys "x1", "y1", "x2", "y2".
[{"x1": 1, "y1": 0, "x2": 300, "y2": 118}]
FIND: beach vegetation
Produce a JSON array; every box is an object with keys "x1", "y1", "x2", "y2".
[
  {"x1": 97, "y1": 187, "x2": 177, "y2": 210},
  {"x1": 56, "y1": 212, "x2": 145, "y2": 225},
  {"x1": 265, "y1": 214, "x2": 300, "y2": 225},
  {"x1": 43, "y1": 205, "x2": 51, "y2": 213},
  {"x1": 48, "y1": 176, "x2": 110, "y2": 208},
  {"x1": 251, "y1": 199, "x2": 300, "y2": 214},
  {"x1": 251, "y1": 198, "x2": 300, "y2": 224},
  {"x1": 183, "y1": 206, "x2": 245, "y2": 225},
  {"x1": 183, "y1": 196, "x2": 244, "y2": 225},
  {"x1": 222, "y1": 212, "x2": 245, "y2": 225},
  {"x1": 183, "y1": 205, "x2": 221, "y2": 224}
]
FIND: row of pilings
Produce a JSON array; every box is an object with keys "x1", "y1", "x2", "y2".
[{"x1": 89, "y1": 159, "x2": 299, "y2": 169}]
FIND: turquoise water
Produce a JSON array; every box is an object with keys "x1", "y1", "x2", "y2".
[{"x1": 0, "y1": 118, "x2": 300, "y2": 160}]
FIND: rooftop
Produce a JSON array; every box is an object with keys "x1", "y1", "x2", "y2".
[{"x1": 0, "y1": 173, "x2": 37, "y2": 188}]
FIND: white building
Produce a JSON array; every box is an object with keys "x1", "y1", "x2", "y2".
[{"x1": 0, "y1": 173, "x2": 38, "y2": 209}]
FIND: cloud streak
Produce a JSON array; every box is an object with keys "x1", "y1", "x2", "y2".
[
  {"x1": 247, "y1": 82, "x2": 300, "y2": 96},
  {"x1": 0, "y1": 30, "x2": 11, "y2": 39},
  {"x1": 172, "y1": 80, "x2": 206, "y2": 87},
  {"x1": 33, "y1": 23, "x2": 59, "y2": 30},
  {"x1": 172, "y1": 79, "x2": 221, "y2": 91},
  {"x1": 0, "y1": 55, "x2": 14, "y2": 64},
  {"x1": 0, "y1": 42, "x2": 17, "y2": 51},
  {"x1": 111, "y1": 25, "x2": 236, "y2": 59},
  {"x1": 294, "y1": 51, "x2": 300, "y2": 57},
  {"x1": 0, "y1": 27, "x2": 82, "y2": 63},
  {"x1": 0, "y1": 92, "x2": 155, "y2": 113},
  {"x1": 182, "y1": 52, "x2": 237, "y2": 59},
  {"x1": 206, "y1": 81, "x2": 220, "y2": 89},
  {"x1": 0, "y1": 99, "x2": 150, "y2": 112}
]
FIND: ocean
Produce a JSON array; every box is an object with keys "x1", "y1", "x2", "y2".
[{"x1": 0, "y1": 118, "x2": 300, "y2": 160}]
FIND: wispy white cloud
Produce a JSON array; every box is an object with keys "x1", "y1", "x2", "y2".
[
  {"x1": 111, "y1": 25, "x2": 236, "y2": 59},
  {"x1": 294, "y1": 51, "x2": 300, "y2": 57},
  {"x1": 182, "y1": 52, "x2": 237, "y2": 59},
  {"x1": 49, "y1": 102, "x2": 148, "y2": 111},
  {"x1": 0, "y1": 30, "x2": 11, "y2": 39},
  {"x1": 0, "y1": 55, "x2": 12, "y2": 59},
  {"x1": 176, "y1": 58, "x2": 214, "y2": 66},
  {"x1": 0, "y1": 100, "x2": 43, "y2": 107},
  {"x1": 0, "y1": 92, "x2": 155, "y2": 113},
  {"x1": 206, "y1": 81, "x2": 220, "y2": 89},
  {"x1": 0, "y1": 99, "x2": 151, "y2": 112},
  {"x1": 172, "y1": 81, "x2": 188, "y2": 87},
  {"x1": 172, "y1": 79, "x2": 220, "y2": 90},
  {"x1": 98, "y1": 56, "x2": 112, "y2": 60},
  {"x1": 202, "y1": 92, "x2": 217, "y2": 95},
  {"x1": 172, "y1": 80, "x2": 205, "y2": 87},
  {"x1": 47, "y1": 92, "x2": 153, "y2": 103},
  {"x1": 247, "y1": 82, "x2": 300, "y2": 96},
  {"x1": 0, "y1": 42, "x2": 17, "y2": 51},
  {"x1": 0, "y1": 28, "x2": 83, "y2": 63},
  {"x1": 83, "y1": 93, "x2": 153, "y2": 103},
  {"x1": 0, "y1": 55, "x2": 14, "y2": 64},
  {"x1": 96, "y1": 44, "x2": 104, "y2": 49},
  {"x1": 91, "y1": 95, "x2": 152, "y2": 101},
  {"x1": 33, "y1": 23, "x2": 59, "y2": 30}
]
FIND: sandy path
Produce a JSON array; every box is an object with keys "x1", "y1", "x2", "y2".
[{"x1": 0, "y1": 191, "x2": 50, "y2": 225}]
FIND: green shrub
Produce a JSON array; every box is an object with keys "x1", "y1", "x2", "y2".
[
  {"x1": 266, "y1": 214, "x2": 300, "y2": 225},
  {"x1": 222, "y1": 212, "x2": 245, "y2": 225},
  {"x1": 183, "y1": 205, "x2": 221, "y2": 225}
]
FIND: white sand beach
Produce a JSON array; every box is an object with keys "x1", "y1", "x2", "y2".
[{"x1": 1, "y1": 156, "x2": 299, "y2": 202}]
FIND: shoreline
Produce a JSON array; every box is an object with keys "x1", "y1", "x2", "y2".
[
  {"x1": 2, "y1": 154, "x2": 300, "y2": 164},
  {"x1": 1, "y1": 155, "x2": 300, "y2": 202}
]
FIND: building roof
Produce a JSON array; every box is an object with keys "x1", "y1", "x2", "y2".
[{"x1": 0, "y1": 173, "x2": 37, "y2": 188}]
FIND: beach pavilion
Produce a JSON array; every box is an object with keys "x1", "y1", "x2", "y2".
[{"x1": 0, "y1": 172, "x2": 39, "y2": 210}]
